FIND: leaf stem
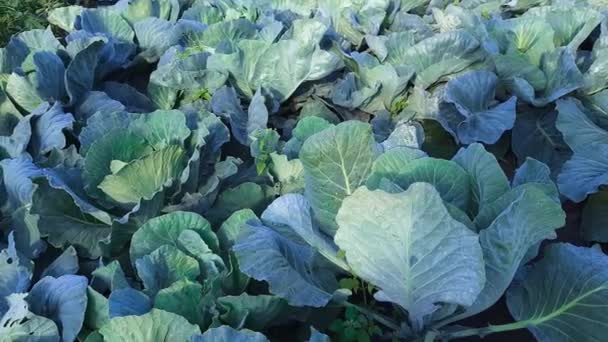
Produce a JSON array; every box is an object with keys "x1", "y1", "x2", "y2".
[
  {"x1": 438, "y1": 321, "x2": 528, "y2": 340},
  {"x1": 430, "y1": 314, "x2": 463, "y2": 330},
  {"x1": 361, "y1": 283, "x2": 368, "y2": 307},
  {"x1": 344, "y1": 302, "x2": 400, "y2": 331}
]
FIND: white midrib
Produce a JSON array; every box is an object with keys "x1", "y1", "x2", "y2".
[
  {"x1": 336, "y1": 143, "x2": 352, "y2": 195},
  {"x1": 527, "y1": 285, "x2": 608, "y2": 326}
]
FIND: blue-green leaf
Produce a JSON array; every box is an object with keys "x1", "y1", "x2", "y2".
[
  {"x1": 108, "y1": 288, "x2": 152, "y2": 318},
  {"x1": 233, "y1": 221, "x2": 338, "y2": 308},
  {"x1": 438, "y1": 71, "x2": 516, "y2": 144},
  {"x1": 335, "y1": 183, "x2": 485, "y2": 330},
  {"x1": 556, "y1": 98, "x2": 608, "y2": 201},
  {"x1": 300, "y1": 121, "x2": 377, "y2": 235},
  {"x1": 27, "y1": 275, "x2": 88, "y2": 342},
  {"x1": 507, "y1": 243, "x2": 608, "y2": 342}
]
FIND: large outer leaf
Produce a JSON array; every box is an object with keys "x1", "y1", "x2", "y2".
[
  {"x1": 507, "y1": 243, "x2": 608, "y2": 342},
  {"x1": 29, "y1": 103, "x2": 74, "y2": 157},
  {"x1": 0, "y1": 236, "x2": 32, "y2": 305},
  {"x1": 400, "y1": 31, "x2": 485, "y2": 89},
  {"x1": 556, "y1": 98, "x2": 608, "y2": 201},
  {"x1": 48, "y1": 6, "x2": 83, "y2": 32},
  {"x1": 335, "y1": 183, "x2": 485, "y2": 330},
  {"x1": 108, "y1": 288, "x2": 151, "y2": 318},
  {"x1": 6, "y1": 28, "x2": 63, "y2": 57},
  {"x1": 4, "y1": 207, "x2": 45, "y2": 260},
  {"x1": 27, "y1": 275, "x2": 88, "y2": 342},
  {"x1": 41, "y1": 166, "x2": 112, "y2": 226},
  {"x1": 233, "y1": 221, "x2": 338, "y2": 308},
  {"x1": 0, "y1": 155, "x2": 42, "y2": 211},
  {"x1": 98, "y1": 145, "x2": 187, "y2": 204},
  {"x1": 78, "y1": 9, "x2": 135, "y2": 42},
  {"x1": 0, "y1": 156, "x2": 46, "y2": 257},
  {"x1": 0, "y1": 294, "x2": 59, "y2": 342},
  {"x1": 450, "y1": 187, "x2": 565, "y2": 321},
  {"x1": 133, "y1": 18, "x2": 181, "y2": 63},
  {"x1": 75, "y1": 91, "x2": 125, "y2": 121},
  {"x1": 260, "y1": 194, "x2": 347, "y2": 271},
  {"x1": 99, "y1": 309, "x2": 200, "y2": 342},
  {"x1": 6, "y1": 52, "x2": 66, "y2": 112},
  {"x1": 452, "y1": 143, "x2": 510, "y2": 215},
  {"x1": 32, "y1": 181, "x2": 111, "y2": 259},
  {"x1": 300, "y1": 121, "x2": 376, "y2": 235},
  {"x1": 103, "y1": 82, "x2": 154, "y2": 112},
  {"x1": 65, "y1": 40, "x2": 105, "y2": 106},
  {"x1": 511, "y1": 107, "x2": 571, "y2": 177},
  {"x1": 438, "y1": 70, "x2": 516, "y2": 144}
]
